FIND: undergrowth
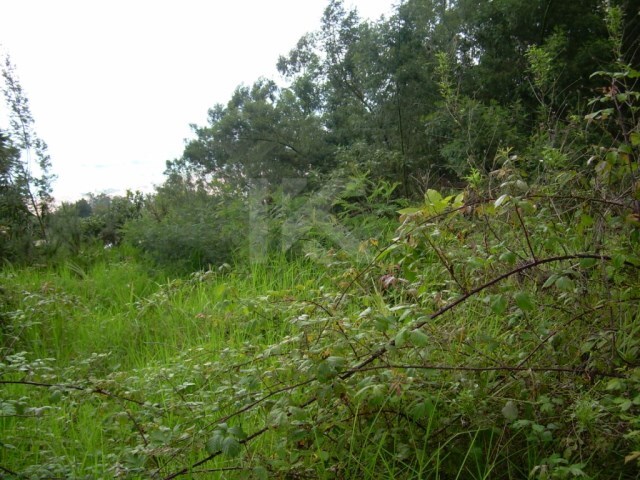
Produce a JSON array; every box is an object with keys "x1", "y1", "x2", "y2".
[
  {"x1": 1, "y1": 19, "x2": 640, "y2": 478},
  {"x1": 1, "y1": 157, "x2": 639, "y2": 478}
]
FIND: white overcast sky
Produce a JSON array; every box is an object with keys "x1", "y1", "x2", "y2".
[{"x1": 1, "y1": 0, "x2": 396, "y2": 202}]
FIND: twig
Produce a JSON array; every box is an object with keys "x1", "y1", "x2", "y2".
[
  {"x1": 514, "y1": 204, "x2": 536, "y2": 262},
  {"x1": 0, "y1": 465, "x2": 18, "y2": 476},
  {"x1": 420, "y1": 230, "x2": 469, "y2": 294},
  {"x1": 209, "y1": 378, "x2": 315, "y2": 427},
  {"x1": 164, "y1": 252, "x2": 634, "y2": 477},
  {"x1": 0, "y1": 380, "x2": 155, "y2": 408},
  {"x1": 121, "y1": 406, "x2": 161, "y2": 471},
  {"x1": 163, "y1": 426, "x2": 269, "y2": 479},
  {"x1": 353, "y1": 364, "x2": 624, "y2": 378},
  {"x1": 341, "y1": 253, "x2": 618, "y2": 378}
]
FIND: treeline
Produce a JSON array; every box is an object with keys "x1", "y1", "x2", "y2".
[
  {"x1": 2, "y1": 0, "x2": 639, "y2": 270},
  {"x1": 169, "y1": 0, "x2": 638, "y2": 188}
]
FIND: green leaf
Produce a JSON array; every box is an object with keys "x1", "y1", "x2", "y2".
[
  {"x1": 325, "y1": 356, "x2": 346, "y2": 369},
  {"x1": 228, "y1": 425, "x2": 247, "y2": 440},
  {"x1": 394, "y1": 328, "x2": 410, "y2": 347},
  {"x1": 618, "y1": 143, "x2": 633, "y2": 154},
  {"x1": 606, "y1": 378, "x2": 625, "y2": 391},
  {"x1": 398, "y1": 207, "x2": 421, "y2": 215},
  {"x1": 409, "y1": 399, "x2": 435, "y2": 419},
  {"x1": 512, "y1": 419, "x2": 531, "y2": 429},
  {"x1": 222, "y1": 436, "x2": 241, "y2": 458},
  {"x1": 579, "y1": 257, "x2": 597, "y2": 269},
  {"x1": 624, "y1": 255, "x2": 640, "y2": 267},
  {"x1": 206, "y1": 432, "x2": 224, "y2": 454},
  {"x1": 567, "y1": 464, "x2": 586, "y2": 476},
  {"x1": 542, "y1": 274, "x2": 558, "y2": 289},
  {"x1": 289, "y1": 407, "x2": 307, "y2": 421},
  {"x1": 585, "y1": 108, "x2": 614, "y2": 120},
  {"x1": 531, "y1": 423, "x2": 545, "y2": 433},
  {"x1": 495, "y1": 194, "x2": 510, "y2": 208},
  {"x1": 554, "y1": 276, "x2": 575, "y2": 291},
  {"x1": 0, "y1": 402, "x2": 16, "y2": 416},
  {"x1": 630, "y1": 132, "x2": 640, "y2": 147},
  {"x1": 490, "y1": 295, "x2": 508, "y2": 314},
  {"x1": 253, "y1": 466, "x2": 269, "y2": 480},
  {"x1": 373, "y1": 315, "x2": 394, "y2": 332},
  {"x1": 268, "y1": 408, "x2": 288, "y2": 428},
  {"x1": 612, "y1": 254, "x2": 626, "y2": 269},
  {"x1": 502, "y1": 400, "x2": 519, "y2": 421},
  {"x1": 579, "y1": 212, "x2": 596, "y2": 230},
  {"x1": 499, "y1": 252, "x2": 517, "y2": 265},
  {"x1": 515, "y1": 291, "x2": 534, "y2": 311},
  {"x1": 425, "y1": 189, "x2": 443, "y2": 205},
  {"x1": 369, "y1": 384, "x2": 386, "y2": 407},
  {"x1": 516, "y1": 199, "x2": 535, "y2": 214},
  {"x1": 317, "y1": 356, "x2": 346, "y2": 382},
  {"x1": 452, "y1": 192, "x2": 465, "y2": 208},
  {"x1": 625, "y1": 451, "x2": 640, "y2": 464},
  {"x1": 619, "y1": 399, "x2": 633, "y2": 411},
  {"x1": 50, "y1": 390, "x2": 62, "y2": 403},
  {"x1": 409, "y1": 329, "x2": 429, "y2": 347}
]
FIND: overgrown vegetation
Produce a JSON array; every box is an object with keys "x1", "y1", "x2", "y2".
[{"x1": 1, "y1": 0, "x2": 639, "y2": 478}]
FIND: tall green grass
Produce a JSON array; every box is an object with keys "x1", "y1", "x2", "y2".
[
  {"x1": 0, "y1": 246, "x2": 340, "y2": 477},
  {"x1": 2, "y1": 195, "x2": 638, "y2": 480}
]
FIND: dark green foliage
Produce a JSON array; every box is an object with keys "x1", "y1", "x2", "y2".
[
  {"x1": 43, "y1": 190, "x2": 144, "y2": 263},
  {"x1": 124, "y1": 180, "x2": 247, "y2": 272},
  {"x1": 173, "y1": 0, "x2": 635, "y2": 194},
  {"x1": 456, "y1": 0, "x2": 612, "y2": 106},
  {"x1": 0, "y1": 130, "x2": 33, "y2": 261},
  {"x1": 173, "y1": 78, "x2": 333, "y2": 190},
  {"x1": 81, "y1": 191, "x2": 144, "y2": 245}
]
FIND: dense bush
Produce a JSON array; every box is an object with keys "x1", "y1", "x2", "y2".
[{"x1": 124, "y1": 184, "x2": 248, "y2": 272}]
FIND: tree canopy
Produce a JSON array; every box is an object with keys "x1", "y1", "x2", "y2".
[{"x1": 169, "y1": 0, "x2": 638, "y2": 195}]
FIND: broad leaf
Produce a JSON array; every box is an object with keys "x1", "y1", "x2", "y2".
[
  {"x1": 515, "y1": 291, "x2": 534, "y2": 311},
  {"x1": 409, "y1": 329, "x2": 429, "y2": 347}
]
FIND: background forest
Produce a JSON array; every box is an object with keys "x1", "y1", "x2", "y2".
[{"x1": 1, "y1": 0, "x2": 640, "y2": 478}]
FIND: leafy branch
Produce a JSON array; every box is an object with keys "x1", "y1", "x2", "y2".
[{"x1": 163, "y1": 249, "x2": 633, "y2": 477}]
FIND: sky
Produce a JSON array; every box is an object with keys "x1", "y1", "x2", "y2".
[{"x1": 0, "y1": 0, "x2": 396, "y2": 202}]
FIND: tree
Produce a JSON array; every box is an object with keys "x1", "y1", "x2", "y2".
[
  {"x1": 174, "y1": 78, "x2": 332, "y2": 191},
  {"x1": 1, "y1": 53, "x2": 54, "y2": 246},
  {"x1": 0, "y1": 129, "x2": 32, "y2": 260},
  {"x1": 456, "y1": 0, "x2": 616, "y2": 112}
]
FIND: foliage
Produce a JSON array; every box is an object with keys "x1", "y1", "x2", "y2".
[
  {"x1": 37, "y1": 190, "x2": 145, "y2": 263},
  {"x1": 124, "y1": 180, "x2": 247, "y2": 273},
  {"x1": 0, "y1": 54, "x2": 54, "y2": 263},
  {"x1": 174, "y1": 0, "x2": 635, "y2": 193},
  {"x1": 2, "y1": 1, "x2": 640, "y2": 478},
  {"x1": 171, "y1": 77, "x2": 332, "y2": 191},
  {"x1": 78, "y1": 191, "x2": 145, "y2": 244},
  {"x1": 2, "y1": 153, "x2": 639, "y2": 477},
  {"x1": 583, "y1": 5, "x2": 639, "y2": 219},
  {"x1": 0, "y1": 130, "x2": 32, "y2": 261}
]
